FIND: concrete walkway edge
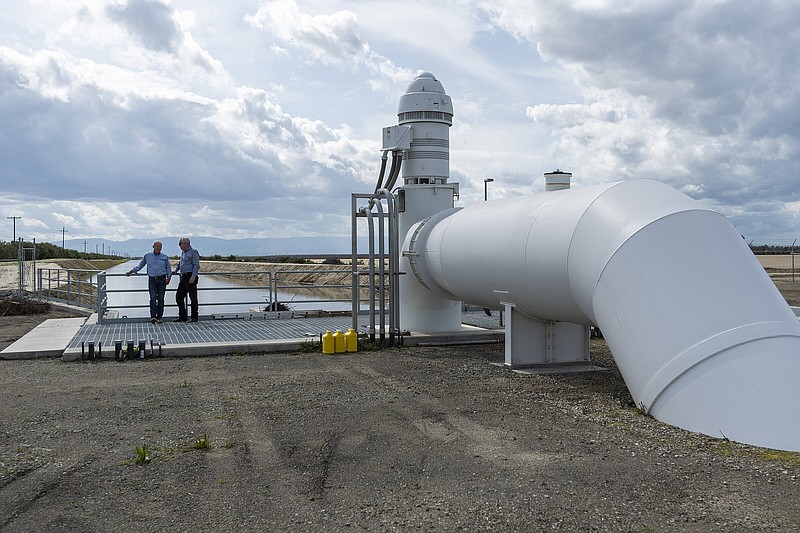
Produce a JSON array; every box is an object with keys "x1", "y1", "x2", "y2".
[{"x1": 1, "y1": 317, "x2": 89, "y2": 360}]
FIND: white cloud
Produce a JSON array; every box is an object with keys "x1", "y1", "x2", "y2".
[
  {"x1": 1, "y1": 0, "x2": 799, "y2": 248},
  {"x1": 480, "y1": 0, "x2": 800, "y2": 237},
  {"x1": 245, "y1": 0, "x2": 412, "y2": 85}
]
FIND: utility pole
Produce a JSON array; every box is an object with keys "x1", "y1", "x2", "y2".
[
  {"x1": 61, "y1": 227, "x2": 68, "y2": 248},
  {"x1": 7, "y1": 216, "x2": 21, "y2": 241}
]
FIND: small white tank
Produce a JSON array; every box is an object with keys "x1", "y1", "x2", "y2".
[{"x1": 544, "y1": 169, "x2": 572, "y2": 191}]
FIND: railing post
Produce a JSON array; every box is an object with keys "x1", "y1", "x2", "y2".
[
  {"x1": 271, "y1": 271, "x2": 278, "y2": 310},
  {"x1": 31, "y1": 238, "x2": 36, "y2": 293},
  {"x1": 97, "y1": 271, "x2": 107, "y2": 324},
  {"x1": 17, "y1": 238, "x2": 23, "y2": 292},
  {"x1": 269, "y1": 271, "x2": 274, "y2": 310}
]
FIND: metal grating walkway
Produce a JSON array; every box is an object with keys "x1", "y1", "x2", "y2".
[
  {"x1": 68, "y1": 311, "x2": 504, "y2": 349},
  {"x1": 69, "y1": 316, "x2": 363, "y2": 348}
]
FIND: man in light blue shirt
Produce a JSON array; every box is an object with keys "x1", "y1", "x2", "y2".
[
  {"x1": 126, "y1": 241, "x2": 172, "y2": 323},
  {"x1": 173, "y1": 236, "x2": 200, "y2": 322}
]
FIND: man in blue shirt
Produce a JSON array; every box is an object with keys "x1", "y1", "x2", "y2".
[
  {"x1": 173, "y1": 236, "x2": 200, "y2": 322},
  {"x1": 126, "y1": 241, "x2": 172, "y2": 323}
]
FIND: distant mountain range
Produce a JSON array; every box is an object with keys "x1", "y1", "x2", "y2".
[{"x1": 64, "y1": 236, "x2": 370, "y2": 257}]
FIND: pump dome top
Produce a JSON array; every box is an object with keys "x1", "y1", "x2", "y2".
[
  {"x1": 405, "y1": 72, "x2": 445, "y2": 94},
  {"x1": 398, "y1": 71, "x2": 453, "y2": 126}
]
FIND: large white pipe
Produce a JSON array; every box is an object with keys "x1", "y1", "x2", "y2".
[{"x1": 405, "y1": 179, "x2": 800, "y2": 451}]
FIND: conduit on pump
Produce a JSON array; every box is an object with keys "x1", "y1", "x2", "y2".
[{"x1": 404, "y1": 178, "x2": 800, "y2": 451}]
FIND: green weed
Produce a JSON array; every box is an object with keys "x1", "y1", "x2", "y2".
[
  {"x1": 134, "y1": 443, "x2": 152, "y2": 465},
  {"x1": 193, "y1": 433, "x2": 211, "y2": 450},
  {"x1": 300, "y1": 339, "x2": 321, "y2": 352}
]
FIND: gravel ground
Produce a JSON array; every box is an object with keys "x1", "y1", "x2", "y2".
[
  {"x1": 1, "y1": 270, "x2": 800, "y2": 532},
  {"x1": 0, "y1": 307, "x2": 798, "y2": 532}
]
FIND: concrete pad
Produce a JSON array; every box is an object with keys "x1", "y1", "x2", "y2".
[
  {"x1": 491, "y1": 361, "x2": 607, "y2": 374},
  {"x1": 1, "y1": 317, "x2": 88, "y2": 359},
  {"x1": 402, "y1": 324, "x2": 504, "y2": 347}
]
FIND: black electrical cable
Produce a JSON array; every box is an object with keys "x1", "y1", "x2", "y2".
[
  {"x1": 373, "y1": 151, "x2": 389, "y2": 193},
  {"x1": 383, "y1": 152, "x2": 402, "y2": 192}
]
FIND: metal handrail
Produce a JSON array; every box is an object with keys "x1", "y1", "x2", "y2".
[
  {"x1": 37, "y1": 268, "x2": 101, "y2": 309},
  {"x1": 36, "y1": 266, "x2": 385, "y2": 323}
]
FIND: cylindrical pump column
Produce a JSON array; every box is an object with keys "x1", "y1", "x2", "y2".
[
  {"x1": 399, "y1": 186, "x2": 462, "y2": 332},
  {"x1": 394, "y1": 72, "x2": 462, "y2": 332}
]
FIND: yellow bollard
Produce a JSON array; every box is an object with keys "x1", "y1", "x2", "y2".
[
  {"x1": 321, "y1": 330, "x2": 334, "y2": 354},
  {"x1": 345, "y1": 328, "x2": 358, "y2": 352},
  {"x1": 333, "y1": 330, "x2": 345, "y2": 353}
]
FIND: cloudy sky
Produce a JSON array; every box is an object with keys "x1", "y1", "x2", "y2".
[{"x1": 2, "y1": 0, "x2": 799, "y2": 248}]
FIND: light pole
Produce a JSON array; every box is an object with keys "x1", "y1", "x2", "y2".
[
  {"x1": 7, "y1": 216, "x2": 21, "y2": 241},
  {"x1": 483, "y1": 178, "x2": 494, "y2": 201}
]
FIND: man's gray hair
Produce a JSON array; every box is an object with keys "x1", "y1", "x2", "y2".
[{"x1": 179, "y1": 237, "x2": 191, "y2": 245}]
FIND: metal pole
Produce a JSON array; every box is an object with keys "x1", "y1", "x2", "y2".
[
  {"x1": 7, "y1": 216, "x2": 21, "y2": 242},
  {"x1": 363, "y1": 206, "x2": 376, "y2": 343},
  {"x1": 351, "y1": 194, "x2": 360, "y2": 332},
  {"x1": 372, "y1": 198, "x2": 386, "y2": 344},
  {"x1": 17, "y1": 237, "x2": 23, "y2": 292},
  {"x1": 483, "y1": 178, "x2": 494, "y2": 201},
  {"x1": 31, "y1": 238, "x2": 36, "y2": 293},
  {"x1": 377, "y1": 189, "x2": 400, "y2": 346}
]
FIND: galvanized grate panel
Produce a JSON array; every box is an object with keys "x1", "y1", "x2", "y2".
[
  {"x1": 69, "y1": 316, "x2": 368, "y2": 348},
  {"x1": 67, "y1": 310, "x2": 502, "y2": 349}
]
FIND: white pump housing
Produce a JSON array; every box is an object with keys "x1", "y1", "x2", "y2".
[
  {"x1": 395, "y1": 72, "x2": 461, "y2": 332},
  {"x1": 387, "y1": 72, "x2": 800, "y2": 451}
]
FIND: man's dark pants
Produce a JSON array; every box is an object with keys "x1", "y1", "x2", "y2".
[
  {"x1": 175, "y1": 273, "x2": 198, "y2": 320},
  {"x1": 148, "y1": 275, "x2": 167, "y2": 319}
]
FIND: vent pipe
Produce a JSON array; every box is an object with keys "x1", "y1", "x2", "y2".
[{"x1": 544, "y1": 169, "x2": 571, "y2": 191}]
